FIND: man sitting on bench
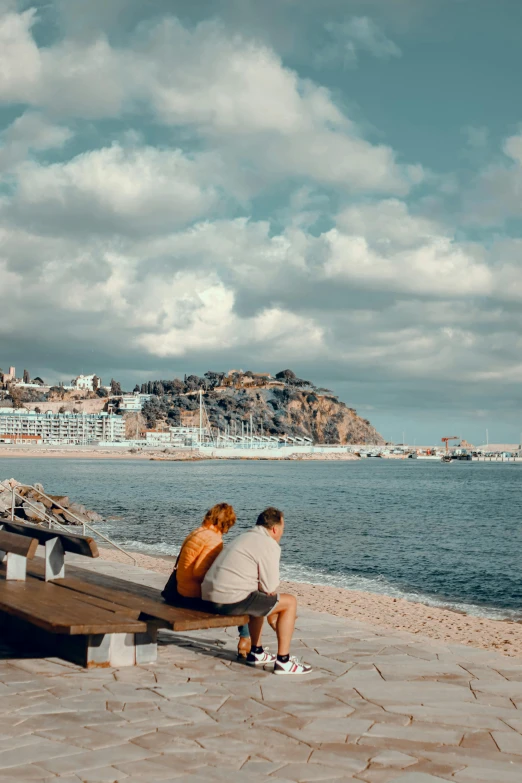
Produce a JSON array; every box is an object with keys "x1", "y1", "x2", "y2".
[{"x1": 201, "y1": 507, "x2": 312, "y2": 676}]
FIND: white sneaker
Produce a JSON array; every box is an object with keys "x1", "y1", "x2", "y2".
[
  {"x1": 246, "y1": 649, "x2": 277, "y2": 667},
  {"x1": 272, "y1": 656, "x2": 313, "y2": 675}
]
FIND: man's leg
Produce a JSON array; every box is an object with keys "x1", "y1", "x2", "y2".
[
  {"x1": 267, "y1": 593, "x2": 297, "y2": 656},
  {"x1": 248, "y1": 616, "x2": 264, "y2": 647}
]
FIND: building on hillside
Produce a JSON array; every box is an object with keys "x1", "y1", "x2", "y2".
[
  {"x1": 120, "y1": 394, "x2": 152, "y2": 411},
  {"x1": 12, "y1": 381, "x2": 51, "y2": 391},
  {"x1": 0, "y1": 409, "x2": 124, "y2": 444},
  {"x1": 144, "y1": 430, "x2": 171, "y2": 445},
  {"x1": 170, "y1": 426, "x2": 200, "y2": 446},
  {"x1": 1, "y1": 366, "x2": 17, "y2": 387},
  {"x1": 71, "y1": 374, "x2": 101, "y2": 391}
]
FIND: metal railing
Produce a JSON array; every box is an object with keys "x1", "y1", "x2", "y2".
[{"x1": 10, "y1": 484, "x2": 137, "y2": 565}]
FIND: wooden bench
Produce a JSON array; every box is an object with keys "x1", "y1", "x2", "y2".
[
  {"x1": 0, "y1": 528, "x2": 39, "y2": 580},
  {"x1": 0, "y1": 523, "x2": 248, "y2": 668},
  {"x1": 1, "y1": 519, "x2": 98, "y2": 580}
]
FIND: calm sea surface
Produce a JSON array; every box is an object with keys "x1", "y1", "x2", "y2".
[{"x1": 1, "y1": 458, "x2": 521, "y2": 619}]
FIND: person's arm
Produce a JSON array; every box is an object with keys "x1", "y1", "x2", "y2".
[
  {"x1": 193, "y1": 541, "x2": 223, "y2": 584},
  {"x1": 258, "y1": 542, "x2": 280, "y2": 594}
]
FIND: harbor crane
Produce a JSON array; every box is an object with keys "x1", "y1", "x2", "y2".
[{"x1": 441, "y1": 436, "x2": 458, "y2": 453}]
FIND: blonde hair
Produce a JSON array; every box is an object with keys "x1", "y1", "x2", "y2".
[{"x1": 202, "y1": 503, "x2": 237, "y2": 534}]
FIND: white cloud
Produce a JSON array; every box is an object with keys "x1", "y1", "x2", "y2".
[
  {"x1": 467, "y1": 131, "x2": 522, "y2": 225},
  {"x1": 0, "y1": 8, "x2": 422, "y2": 196},
  {"x1": 0, "y1": 111, "x2": 71, "y2": 172},
  {"x1": 321, "y1": 200, "x2": 491, "y2": 297},
  {"x1": 317, "y1": 16, "x2": 401, "y2": 68},
  {"x1": 0, "y1": 9, "x2": 41, "y2": 103},
  {"x1": 9, "y1": 144, "x2": 221, "y2": 233},
  {"x1": 0, "y1": 8, "x2": 130, "y2": 118}
]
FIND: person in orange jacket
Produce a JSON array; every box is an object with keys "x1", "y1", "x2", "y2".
[{"x1": 162, "y1": 502, "x2": 251, "y2": 658}]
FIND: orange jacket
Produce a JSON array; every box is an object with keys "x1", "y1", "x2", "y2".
[{"x1": 176, "y1": 526, "x2": 223, "y2": 598}]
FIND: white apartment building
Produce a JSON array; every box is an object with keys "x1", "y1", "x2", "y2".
[
  {"x1": 145, "y1": 430, "x2": 172, "y2": 444},
  {"x1": 120, "y1": 394, "x2": 152, "y2": 411},
  {"x1": 71, "y1": 374, "x2": 101, "y2": 391},
  {"x1": 0, "y1": 409, "x2": 125, "y2": 444}
]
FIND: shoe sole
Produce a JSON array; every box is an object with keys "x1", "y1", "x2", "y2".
[
  {"x1": 273, "y1": 668, "x2": 313, "y2": 675},
  {"x1": 246, "y1": 659, "x2": 276, "y2": 667}
]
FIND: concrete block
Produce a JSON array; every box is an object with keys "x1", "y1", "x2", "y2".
[
  {"x1": 135, "y1": 630, "x2": 158, "y2": 665},
  {"x1": 45, "y1": 537, "x2": 65, "y2": 580},
  {"x1": 109, "y1": 634, "x2": 136, "y2": 667},
  {"x1": 5, "y1": 553, "x2": 27, "y2": 581}
]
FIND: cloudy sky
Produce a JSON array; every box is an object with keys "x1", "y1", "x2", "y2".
[{"x1": 1, "y1": 0, "x2": 522, "y2": 444}]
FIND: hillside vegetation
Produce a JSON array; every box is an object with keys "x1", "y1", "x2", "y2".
[{"x1": 140, "y1": 370, "x2": 384, "y2": 445}]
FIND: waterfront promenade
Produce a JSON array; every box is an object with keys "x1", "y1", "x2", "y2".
[{"x1": 1, "y1": 558, "x2": 522, "y2": 782}]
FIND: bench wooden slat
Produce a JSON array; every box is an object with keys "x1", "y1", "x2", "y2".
[
  {"x1": 0, "y1": 530, "x2": 38, "y2": 559},
  {"x1": 0, "y1": 575, "x2": 147, "y2": 635},
  {"x1": 26, "y1": 559, "x2": 249, "y2": 632},
  {"x1": 1, "y1": 520, "x2": 98, "y2": 558},
  {"x1": 51, "y1": 587, "x2": 141, "y2": 619}
]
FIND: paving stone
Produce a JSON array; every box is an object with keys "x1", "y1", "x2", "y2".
[
  {"x1": 39, "y1": 743, "x2": 152, "y2": 775},
  {"x1": 114, "y1": 758, "x2": 190, "y2": 778},
  {"x1": 385, "y1": 704, "x2": 512, "y2": 731},
  {"x1": 0, "y1": 739, "x2": 83, "y2": 770},
  {"x1": 383, "y1": 774, "x2": 451, "y2": 782},
  {"x1": 491, "y1": 731, "x2": 522, "y2": 755},
  {"x1": 364, "y1": 723, "x2": 463, "y2": 746},
  {"x1": 241, "y1": 759, "x2": 288, "y2": 775},
  {"x1": 308, "y1": 749, "x2": 369, "y2": 775},
  {"x1": 453, "y1": 767, "x2": 522, "y2": 783},
  {"x1": 354, "y1": 681, "x2": 475, "y2": 706},
  {"x1": 78, "y1": 766, "x2": 130, "y2": 782},
  {"x1": 276, "y1": 761, "x2": 355, "y2": 780},
  {"x1": 282, "y1": 717, "x2": 374, "y2": 745},
  {"x1": 0, "y1": 763, "x2": 54, "y2": 780},
  {"x1": 370, "y1": 751, "x2": 418, "y2": 768}
]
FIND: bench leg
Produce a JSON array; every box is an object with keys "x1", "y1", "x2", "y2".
[
  {"x1": 85, "y1": 629, "x2": 158, "y2": 668},
  {"x1": 6, "y1": 552, "x2": 27, "y2": 581},
  {"x1": 45, "y1": 537, "x2": 65, "y2": 580}
]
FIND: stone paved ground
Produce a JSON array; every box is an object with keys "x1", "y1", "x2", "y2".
[{"x1": 1, "y1": 559, "x2": 522, "y2": 782}]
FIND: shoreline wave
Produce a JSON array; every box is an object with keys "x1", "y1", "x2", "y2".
[{"x1": 111, "y1": 537, "x2": 521, "y2": 623}]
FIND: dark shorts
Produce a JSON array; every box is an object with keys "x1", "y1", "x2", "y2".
[{"x1": 206, "y1": 591, "x2": 278, "y2": 618}]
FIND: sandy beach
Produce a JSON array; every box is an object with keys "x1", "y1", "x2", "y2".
[
  {"x1": 98, "y1": 547, "x2": 522, "y2": 658},
  {"x1": 0, "y1": 445, "x2": 361, "y2": 461},
  {"x1": 0, "y1": 446, "x2": 204, "y2": 460}
]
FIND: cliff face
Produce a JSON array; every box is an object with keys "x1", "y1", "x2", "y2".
[{"x1": 200, "y1": 388, "x2": 384, "y2": 445}]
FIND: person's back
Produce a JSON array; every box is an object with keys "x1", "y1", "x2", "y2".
[
  {"x1": 202, "y1": 526, "x2": 280, "y2": 603},
  {"x1": 176, "y1": 525, "x2": 223, "y2": 598}
]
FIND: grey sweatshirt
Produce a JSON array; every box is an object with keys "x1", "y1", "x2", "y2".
[{"x1": 201, "y1": 526, "x2": 280, "y2": 604}]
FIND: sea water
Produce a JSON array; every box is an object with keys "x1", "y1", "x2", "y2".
[{"x1": 1, "y1": 457, "x2": 521, "y2": 620}]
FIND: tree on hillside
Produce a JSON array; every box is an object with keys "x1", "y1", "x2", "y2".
[
  {"x1": 23, "y1": 369, "x2": 30, "y2": 383},
  {"x1": 33, "y1": 377, "x2": 44, "y2": 385},
  {"x1": 96, "y1": 387, "x2": 108, "y2": 398},
  {"x1": 275, "y1": 369, "x2": 296, "y2": 381},
  {"x1": 110, "y1": 379, "x2": 122, "y2": 395},
  {"x1": 142, "y1": 397, "x2": 168, "y2": 428},
  {"x1": 133, "y1": 384, "x2": 140, "y2": 393},
  {"x1": 204, "y1": 371, "x2": 225, "y2": 389}
]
